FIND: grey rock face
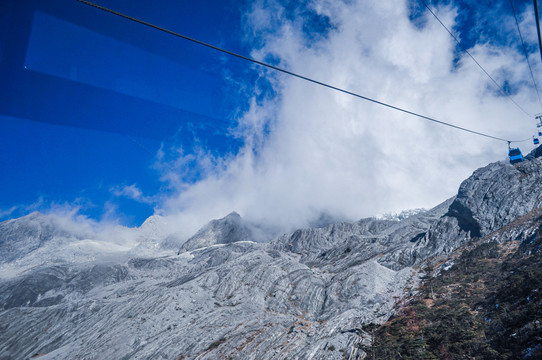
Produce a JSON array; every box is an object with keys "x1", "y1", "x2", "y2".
[
  {"x1": 452, "y1": 159, "x2": 542, "y2": 236},
  {"x1": 418, "y1": 156, "x2": 542, "y2": 259},
  {"x1": 400, "y1": 152, "x2": 542, "y2": 265},
  {"x1": 2, "y1": 148, "x2": 542, "y2": 359},
  {"x1": 179, "y1": 212, "x2": 254, "y2": 253}
]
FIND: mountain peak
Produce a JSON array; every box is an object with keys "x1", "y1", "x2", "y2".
[{"x1": 178, "y1": 211, "x2": 253, "y2": 253}]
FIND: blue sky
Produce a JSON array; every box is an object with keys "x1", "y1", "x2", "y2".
[
  {"x1": 1, "y1": 0, "x2": 542, "y2": 236},
  {"x1": 1, "y1": 0, "x2": 255, "y2": 225}
]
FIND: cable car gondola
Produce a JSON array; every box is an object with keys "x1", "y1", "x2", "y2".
[
  {"x1": 508, "y1": 146, "x2": 524, "y2": 164},
  {"x1": 535, "y1": 137, "x2": 540, "y2": 145}
]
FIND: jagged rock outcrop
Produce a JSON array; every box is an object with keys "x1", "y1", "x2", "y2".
[
  {"x1": 1, "y1": 149, "x2": 542, "y2": 359},
  {"x1": 451, "y1": 159, "x2": 542, "y2": 236},
  {"x1": 417, "y1": 156, "x2": 542, "y2": 260},
  {"x1": 178, "y1": 212, "x2": 254, "y2": 253}
]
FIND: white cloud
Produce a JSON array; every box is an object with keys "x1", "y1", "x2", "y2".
[
  {"x1": 111, "y1": 184, "x2": 154, "y2": 205},
  {"x1": 153, "y1": 0, "x2": 541, "y2": 240},
  {"x1": 0, "y1": 206, "x2": 18, "y2": 219}
]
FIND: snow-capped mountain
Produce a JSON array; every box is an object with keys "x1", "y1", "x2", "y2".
[
  {"x1": 0, "y1": 213, "x2": 180, "y2": 279},
  {"x1": 0, "y1": 212, "x2": 93, "y2": 264},
  {"x1": 375, "y1": 208, "x2": 428, "y2": 221},
  {"x1": 1, "y1": 147, "x2": 542, "y2": 359}
]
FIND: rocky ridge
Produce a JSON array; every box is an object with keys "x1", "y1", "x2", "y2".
[{"x1": 1, "y1": 148, "x2": 542, "y2": 359}]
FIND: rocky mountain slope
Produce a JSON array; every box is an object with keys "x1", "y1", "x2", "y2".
[
  {"x1": 366, "y1": 208, "x2": 542, "y2": 359},
  {"x1": 1, "y1": 147, "x2": 542, "y2": 359}
]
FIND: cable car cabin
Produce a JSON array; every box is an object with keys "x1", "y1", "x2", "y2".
[
  {"x1": 535, "y1": 138, "x2": 540, "y2": 145},
  {"x1": 509, "y1": 147, "x2": 524, "y2": 164},
  {"x1": 539, "y1": 131, "x2": 542, "y2": 136}
]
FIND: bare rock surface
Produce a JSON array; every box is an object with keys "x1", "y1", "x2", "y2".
[{"x1": 179, "y1": 212, "x2": 254, "y2": 253}]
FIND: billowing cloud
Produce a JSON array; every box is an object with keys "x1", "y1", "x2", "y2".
[{"x1": 151, "y1": 0, "x2": 541, "y2": 240}]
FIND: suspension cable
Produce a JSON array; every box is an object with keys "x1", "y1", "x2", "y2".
[
  {"x1": 78, "y1": 0, "x2": 529, "y2": 144},
  {"x1": 534, "y1": 0, "x2": 542, "y2": 65},
  {"x1": 419, "y1": 0, "x2": 533, "y2": 119},
  {"x1": 510, "y1": 0, "x2": 542, "y2": 108}
]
